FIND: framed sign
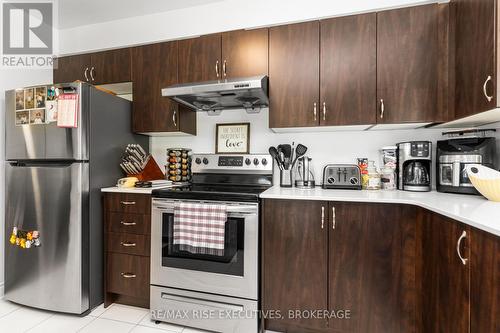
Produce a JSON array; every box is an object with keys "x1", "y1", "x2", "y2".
[{"x1": 216, "y1": 123, "x2": 250, "y2": 154}]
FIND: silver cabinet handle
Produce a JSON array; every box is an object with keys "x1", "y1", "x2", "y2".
[
  {"x1": 215, "y1": 60, "x2": 219, "y2": 78},
  {"x1": 172, "y1": 109, "x2": 177, "y2": 127},
  {"x1": 313, "y1": 103, "x2": 317, "y2": 121},
  {"x1": 483, "y1": 75, "x2": 493, "y2": 102},
  {"x1": 223, "y1": 60, "x2": 227, "y2": 78},
  {"x1": 84, "y1": 67, "x2": 89, "y2": 81},
  {"x1": 321, "y1": 206, "x2": 325, "y2": 229},
  {"x1": 332, "y1": 206, "x2": 336, "y2": 229},
  {"x1": 120, "y1": 221, "x2": 137, "y2": 226},
  {"x1": 120, "y1": 242, "x2": 136, "y2": 247},
  {"x1": 380, "y1": 99, "x2": 385, "y2": 119},
  {"x1": 120, "y1": 201, "x2": 136, "y2": 205},
  {"x1": 90, "y1": 67, "x2": 95, "y2": 81},
  {"x1": 120, "y1": 272, "x2": 136, "y2": 278},
  {"x1": 456, "y1": 230, "x2": 468, "y2": 265},
  {"x1": 322, "y1": 102, "x2": 327, "y2": 121}
]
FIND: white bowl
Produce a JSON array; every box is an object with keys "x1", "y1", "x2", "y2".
[{"x1": 466, "y1": 164, "x2": 500, "y2": 202}]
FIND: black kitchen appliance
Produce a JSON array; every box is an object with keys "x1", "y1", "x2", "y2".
[
  {"x1": 437, "y1": 136, "x2": 497, "y2": 194},
  {"x1": 397, "y1": 141, "x2": 432, "y2": 192}
]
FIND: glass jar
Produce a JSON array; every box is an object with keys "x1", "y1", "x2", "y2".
[
  {"x1": 366, "y1": 161, "x2": 381, "y2": 190},
  {"x1": 381, "y1": 167, "x2": 396, "y2": 190}
]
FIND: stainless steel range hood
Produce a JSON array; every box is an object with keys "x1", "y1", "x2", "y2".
[{"x1": 161, "y1": 75, "x2": 268, "y2": 114}]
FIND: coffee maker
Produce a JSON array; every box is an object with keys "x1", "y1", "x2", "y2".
[
  {"x1": 397, "y1": 141, "x2": 432, "y2": 192},
  {"x1": 437, "y1": 136, "x2": 497, "y2": 194}
]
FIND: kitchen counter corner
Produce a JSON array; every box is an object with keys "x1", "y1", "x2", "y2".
[{"x1": 260, "y1": 186, "x2": 500, "y2": 237}]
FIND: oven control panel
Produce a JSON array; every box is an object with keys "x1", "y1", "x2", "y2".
[{"x1": 192, "y1": 154, "x2": 273, "y2": 174}]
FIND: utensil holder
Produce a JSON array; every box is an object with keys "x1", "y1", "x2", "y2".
[
  {"x1": 127, "y1": 156, "x2": 165, "y2": 181},
  {"x1": 280, "y1": 169, "x2": 293, "y2": 188}
]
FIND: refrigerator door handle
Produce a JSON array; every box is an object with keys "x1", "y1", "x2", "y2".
[{"x1": 8, "y1": 161, "x2": 79, "y2": 168}]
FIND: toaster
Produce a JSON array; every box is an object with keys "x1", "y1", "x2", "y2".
[{"x1": 322, "y1": 164, "x2": 362, "y2": 190}]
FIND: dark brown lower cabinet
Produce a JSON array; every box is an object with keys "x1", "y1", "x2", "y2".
[
  {"x1": 470, "y1": 227, "x2": 500, "y2": 333},
  {"x1": 262, "y1": 199, "x2": 328, "y2": 332},
  {"x1": 422, "y1": 212, "x2": 470, "y2": 333},
  {"x1": 262, "y1": 200, "x2": 420, "y2": 333},
  {"x1": 263, "y1": 199, "x2": 500, "y2": 333},
  {"x1": 329, "y1": 203, "x2": 419, "y2": 333},
  {"x1": 104, "y1": 193, "x2": 151, "y2": 309}
]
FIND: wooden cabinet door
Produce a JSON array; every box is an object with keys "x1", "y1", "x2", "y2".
[
  {"x1": 262, "y1": 199, "x2": 328, "y2": 332},
  {"x1": 377, "y1": 4, "x2": 440, "y2": 123},
  {"x1": 221, "y1": 28, "x2": 268, "y2": 79},
  {"x1": 320, "y1": 14, "x2": 376, "y2": 126},
  {"x1": 454, "y1": 0, "x2": 496, "y2": 119},
  {"x1": 132, "y1": 42, "x2": 179, "y2": 133},
  {"x1": 90, "y1": 48, "x2": 132, "y2": 85},
  {"x1": 178, "y1": 34, "x2": 222, "y2": 84},
  {"x1": 53, "y1": 54, "x2": 91, "y2": 84},
  {"x1": 269, "y1": 22, "x2": 320, "y2": 128},
  {"x1": 329, "y1": 203, "x2": 419, "y2": 333},
  {"x1": 470, "y1": 228, "x2": 500, "y2": 333},
  {"x1": 422, "y1": 212, "x2": 470, "y2": 333}
]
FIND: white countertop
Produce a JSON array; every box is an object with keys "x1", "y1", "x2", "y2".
[
  {"x1": 260, "y1": 186, "x2": 500, "y2": 237},
  {"x1": 101, "y1": 186, "x2": 171, "y2": 194}
]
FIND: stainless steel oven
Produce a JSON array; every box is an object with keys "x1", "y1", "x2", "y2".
[
  {"x1": 151, "y1": 198, "x2": 259, "y2": 299},
  {"x1": 150, "y1": 198, "x2": 260, "y2": 333},
  {"x1": 149, "y1": 154, "x2": 272, "y2": 333}
]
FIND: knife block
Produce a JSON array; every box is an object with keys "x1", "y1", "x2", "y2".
[{"x1": 127, "y1": 156, "x2": 165, "y2": 181}]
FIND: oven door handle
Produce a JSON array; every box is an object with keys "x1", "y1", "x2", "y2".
[
  {"x1": 161, "y1": 293, "x2": 244, "y2": 312},
  {"x1": 153, "y1": 205, "x2": 258, "y2": 216}
]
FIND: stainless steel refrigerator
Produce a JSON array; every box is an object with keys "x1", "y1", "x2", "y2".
[{"x1": 4, "y1": 82, "x2": 148, "y2": 314}]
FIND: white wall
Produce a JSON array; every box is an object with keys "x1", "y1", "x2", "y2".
[
  {"x1": 0, "y1": 68, "x2": 53, "y2": 296},
  {"x1": 151, "y1": 110, "x2": 500, "y2": 184},
  {"x1": 57, "y1": 0, "x2": 432, "y2": 55}
]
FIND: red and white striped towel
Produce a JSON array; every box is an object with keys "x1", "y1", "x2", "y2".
[{"x1": 173, "y1": 202, "x2": 227, "y2": 255}]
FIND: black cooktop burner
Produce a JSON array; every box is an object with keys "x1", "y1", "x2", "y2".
[{"x1": 152, "y1": 184, "x2": 269, "y2": 202}]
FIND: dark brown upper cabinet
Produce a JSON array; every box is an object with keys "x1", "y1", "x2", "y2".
[
  {"x1": 377, "y1": 4, "x2": 441, "y2": 124},
  {"x1": 53, "y1": 48, "x2": 131, "y2": 85},
  {"x1": 454, "y1": 0, "x2": 496, "y2": 119},
  {"x1": 178, "y1": 30, "x2": 269, "y2": 84},
  {"x1": 269, "y1": 21, "x2": 320, "y2": 128},
  {"x1": 262, "y1": 199, "x2": 328, "y2": 332},
  {"x1": 90, "y1": 48, "x2": 132, "y2": 85},
  {"x1": 320, "y1": 13, "x2": 376, "y2": 126},
  {"x1": 53, "y1": 54, "x2": 91, "y2": 84},
  {"x1": 221, "y1": 29, "x2": 268, "y2": 79},
  {"x1": 132, "y1": 42, "x2": 196, "y2": 134},
  {"x1": 178, "y1": 34, "x2": 222, "y2": 84}
]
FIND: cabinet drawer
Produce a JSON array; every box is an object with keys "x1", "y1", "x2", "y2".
[
  {"x1": 107, "y1": 232, "x2": 150, "y2": 256},
  {"x1": 106, "y1": 253, "x2": 150, "y2": 299},
  {"x1": 108, "y1": 212, "x2": 150, "y2": 235},
  {"x1": 106, "y1": 193, "x2": 151, "y2": 214}
]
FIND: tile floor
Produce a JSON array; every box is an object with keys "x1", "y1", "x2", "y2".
[{"x1": 0, "y1": 298, "x2": 210, "y2": 333}]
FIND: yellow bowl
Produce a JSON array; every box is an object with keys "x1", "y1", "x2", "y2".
[{"x1": 466, "y1": 164, "x2": 500, "y2": 202}]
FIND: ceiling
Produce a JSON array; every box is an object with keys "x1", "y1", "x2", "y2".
[{"x1": 57, "y1": 0, "x2": 222, "y2": 29}]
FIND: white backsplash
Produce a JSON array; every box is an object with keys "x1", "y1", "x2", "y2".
[{"x1": 151, "y1": 108, "x2": 500, "y2": 184}]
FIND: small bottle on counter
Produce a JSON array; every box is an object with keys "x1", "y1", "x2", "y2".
[
  {"x1": 381, "y1": 167, "x2": 396, "y2": 190},
  {"x1": 366, "y1": 161, "x2": 381, "y2": 190}
]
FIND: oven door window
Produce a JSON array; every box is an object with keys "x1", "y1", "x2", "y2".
[{"x1": 161, "y1": 212, "x2": 244, "y2": 276}]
